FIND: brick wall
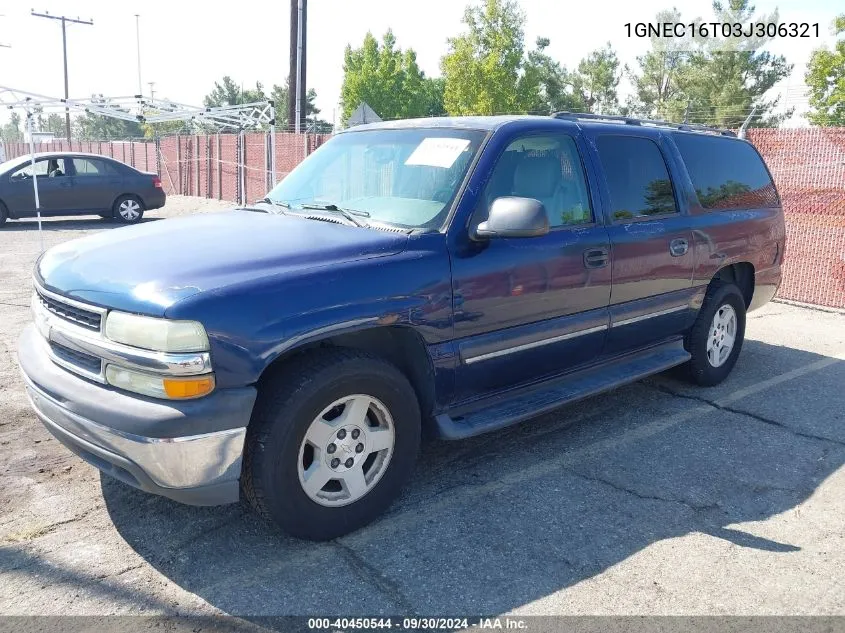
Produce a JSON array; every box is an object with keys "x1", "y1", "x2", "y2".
[{"x1": 5, "y1": 128, "x2": 845, "y2": 309}]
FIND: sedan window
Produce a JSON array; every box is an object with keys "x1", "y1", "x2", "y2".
[
  {"x1": 72, "y1": 158, "x2": 109, "y2": 177},
  {"x1": 10, "y1": 158, "x2": 67, "y2": 180}
]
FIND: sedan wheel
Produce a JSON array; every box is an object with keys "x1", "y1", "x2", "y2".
[
  {"x1": 113, "y1": 196, "x2": 145, "y2": 224},
  {"x1": 119, "y1": 199, "x2": 141, "y2": 221}
]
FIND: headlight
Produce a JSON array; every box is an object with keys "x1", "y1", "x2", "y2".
[
  {"x1": 104, "y1": 311, "x2": 209, "y2": 352},
  {"x1": 105, "y1": 365, "x2": 215, "y2": 399}
]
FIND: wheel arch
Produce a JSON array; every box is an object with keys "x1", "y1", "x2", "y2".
[
  {"x1": 712, "y1": 262, "x2": 755, "y2": 308},
  {"x1": 111, "y1": 192, "x2": 146, "y2": 212},
  {"x1": 258, "y1": 325, "x2": 437, "y2": 423}
]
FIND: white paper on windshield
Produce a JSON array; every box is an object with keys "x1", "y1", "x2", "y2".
[{"x1": 405, "y1": 137, "x2": 471, "y2": 169}]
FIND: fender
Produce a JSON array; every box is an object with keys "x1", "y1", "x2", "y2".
[{"x1": 164, "y1": 232, "x2": 455, "y2": 389}]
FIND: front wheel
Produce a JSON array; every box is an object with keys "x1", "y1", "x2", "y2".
[
  {"x1": 682, "y1": 282, "x2": 747, "y2": 386},
  {"x1": 113, "y1": 195, "x2": 145, "y2": 224},
  {"x1": 241, "y1": 349, "x2": 421, "y2": 541}
]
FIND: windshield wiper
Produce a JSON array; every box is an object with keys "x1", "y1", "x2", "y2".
[
  {"x1": 299, "y1": 203, "x2": 369, "y2": 227},
  {"x1": 257, "y1": 197, "x2": 291, "y2": 213}
]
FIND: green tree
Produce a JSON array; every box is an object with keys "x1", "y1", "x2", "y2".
[
  {"x1": 577, "y1": 43, "x2": 622, "y2": 114},
  {"x1": 421, "y1": 77, "x2": 447, "y2": 117},
  {"x1": 441, "y1": 0, "x2": 537, "y2": 115},
  {"x1": 522, "y1": 37, "x2": 588, "y2": 113},
  {"x1": 203, "y1": 76, "x2": 267, "y2": 107},
  {"x1": 805, "y1": 14, "x2": 845, "y2": 126},
  {"x1": 43, "y1": 113, "x2": 66, "y2": 136},
  {"x1": 629, "y1": 8, "x2": 693, "y2": 120},
  {"x1": 682, "y1": 0, "x2": 792, "y2": 127},
  {"x1": 271, "y1": 80, "x2": 323, "y2": 130},
  {"x1": 340, "y1": 30, "x2": 437, "y2": 122},
  {"x1": 141, "y1": 119, "x2": 191, "y2": 140},
  {"x1": 71, "y1": 96, "x2": 143, "y2": 140},
  {"x1": 0, "y1": 112, "x2": 23, "y2": 142}
]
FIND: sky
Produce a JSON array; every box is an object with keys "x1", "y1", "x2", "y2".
[{"x1": 0, "y1": 0, "x2": 839, "y2": 127}]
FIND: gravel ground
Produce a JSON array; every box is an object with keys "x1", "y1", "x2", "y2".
[{"x1": 0, "y1": 197, "x2": 843, "y2": 617}]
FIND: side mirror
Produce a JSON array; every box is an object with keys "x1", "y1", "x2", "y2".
[{"x1": 474, "y1": 196, "x2": 550, "y2": 239}]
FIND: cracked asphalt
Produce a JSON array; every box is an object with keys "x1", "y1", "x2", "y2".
[{"x1": 1, "y1": 198, "x2": 844, "y2": 617}]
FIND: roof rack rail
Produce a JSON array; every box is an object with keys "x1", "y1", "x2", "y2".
[{"x1": 551, "y1": 111, "x2": 736, "y2": 137}]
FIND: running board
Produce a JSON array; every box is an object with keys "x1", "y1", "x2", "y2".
[{"x1": 434, "y1": 340, "x2": 690, "y2": 440}]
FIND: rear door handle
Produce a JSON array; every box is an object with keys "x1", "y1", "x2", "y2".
[
  {"x1": 669, "y1": 238, "x2": 689, "y2": 257},
  {"x1": 583, "y1": 248, "x2": 609, "y2": 269}
]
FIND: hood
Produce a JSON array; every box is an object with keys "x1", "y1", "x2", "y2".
[{"x1": 36, "y1": 210, "x2": 409, "y2": 316}]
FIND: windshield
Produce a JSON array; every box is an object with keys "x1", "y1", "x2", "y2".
[
  {"x1": 0, "y1": 156, "x2": 28, "y2": 175},
  {"x1": 264, "y1": 128, "x2": 486, "y2": 230}
]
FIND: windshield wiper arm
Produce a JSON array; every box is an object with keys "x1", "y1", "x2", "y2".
[
  {"x1": 255, "y1": 197, "x2": 291, "y2": 213},
  {"x1": 299, "y1": 203, "x2": 369, "y2": 227}
]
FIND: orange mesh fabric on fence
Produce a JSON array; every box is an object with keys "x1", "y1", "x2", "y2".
[{"x1": 747, "y1": 128, "x2": 845, "y2": 309}]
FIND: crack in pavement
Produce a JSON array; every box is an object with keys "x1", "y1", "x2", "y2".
[
  {"x1": 333, "y1": 539, "x2": 419, "y2": 616},
  {"x1": 561, "y1": 466, "x2": 723, "y2": 514},
  {"x1": 2, "y1": 505, "x2": 103, "y2": 546},
  {"x1": 647, "y1": 383, "x2": 845, "y2": 449}
]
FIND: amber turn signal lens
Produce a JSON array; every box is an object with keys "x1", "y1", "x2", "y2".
[{"x1": 162, "y1": 375, "x2": 215, "y2": 399}]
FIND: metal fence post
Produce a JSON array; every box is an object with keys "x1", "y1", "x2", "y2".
[
  {"x1": 206, "y1": 135, "x2": 212, "y2": 199},
  {"x1": 176, "y1": 134, "x2": 182, "y2": 195},
  {"x1": 216, "y1": 133, "x2": 222, "y2": 200}
]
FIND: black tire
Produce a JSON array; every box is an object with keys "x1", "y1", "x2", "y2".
[
  {"x1": 112, "y1": 195, "x2": 145, "y2": 224},
  {"x1": 682, "y1": 281, "x2": 747, "y2": 386},
  {"x1": 242, "y1": 348, "x2": 421, "y2": 541},
  {"x1": 0, "y1": 201, "x2": 8, "y2": 227}
]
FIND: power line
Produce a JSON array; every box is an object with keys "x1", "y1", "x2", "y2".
[{"x1": 30, "y1": 10, "x2": 94, "y2": 142}]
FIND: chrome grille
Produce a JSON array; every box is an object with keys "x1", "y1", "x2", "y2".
[
  {"x1": 37, "y1": 290, "x2": 102, "y2": 331},
  {"x1": 49, "y1": 341, "x2": 103, "y2": 375}
]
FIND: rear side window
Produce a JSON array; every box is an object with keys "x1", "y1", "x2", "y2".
[
  {"x1": 595, "y1": 136, "x2": 678, "y2": 221},
  {"x1": 673, "y1": 134, "x2": 779, "y2": 210},
  {"x1": 72, "y1": 158, "x2": 113, "y2": 177}
]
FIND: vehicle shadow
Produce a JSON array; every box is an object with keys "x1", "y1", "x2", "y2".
[
  {"x1": 101, "y1": 339, "x2": 845, "y2": 617},
  {"x1": 2, "y1": 217, "x2": 163, "y2": 232}
]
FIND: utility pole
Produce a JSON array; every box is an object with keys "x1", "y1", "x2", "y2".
[
  {"x1": 31, "y1": 11, "x2": 93, "y2": 143},
  {"x1": 134, "y1": 15, "x2": 142, "y2": 95},
  {"x1": 287, "y1": 0, "x2": 307, "y2": 133},
  {"x1": 148, "y1": 81, "x2": 156, "y2": 101}
]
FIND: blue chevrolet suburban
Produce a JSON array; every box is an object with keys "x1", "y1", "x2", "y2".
[{"x1": 18, "y1": 114, "x2": 785, "y2": 540}]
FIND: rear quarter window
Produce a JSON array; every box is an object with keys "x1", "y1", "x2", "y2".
[{"x1": 673, "y1": 133, "x2": 779, "y2": 210}]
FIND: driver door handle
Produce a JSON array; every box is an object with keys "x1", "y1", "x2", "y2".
[
  {"x1": 583, "y1": 248, "x2": 609, "y2": 269},
  {"x1": 669, "y1": 238, "x2": 689, "y2": 257}
]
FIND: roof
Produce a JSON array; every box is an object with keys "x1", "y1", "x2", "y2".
[
  {"x1": 11, "y1": 151, "x2": 126, "y2": 161},
  {"x1": 342, "y1": 114, "x2": 738, "y2": 139},
  {"x1": 343, "y1": 115, "x2": 554, "y2": 132},
  {"x1": 0, "y1": 151, "x2": 137, "y2": 175}
]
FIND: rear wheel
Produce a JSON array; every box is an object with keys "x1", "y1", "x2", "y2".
[
  {"x1": 242, "y1": 348, "x2": 421, "y2": 541},
  {"x1": 682, "y1": 282, "x2": 746, "y2": 386},
  {"x1": 0, "y1": 201, "x2": 8, "y2": 227},
  {"x1": 113, "y1": 195, "x2": 144, "y2": 224}
]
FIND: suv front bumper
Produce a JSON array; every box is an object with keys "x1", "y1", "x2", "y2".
[{"x1": 18, "y1": 324, "x2": 257, "y2": 506}]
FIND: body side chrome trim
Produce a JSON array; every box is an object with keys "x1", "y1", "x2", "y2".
[
  {"x1": 611, "y1": 304, "x2": 688, "y2": 328},
  {"x1": 463, "y1": 324, "x2": 608, "y2": 365}
]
